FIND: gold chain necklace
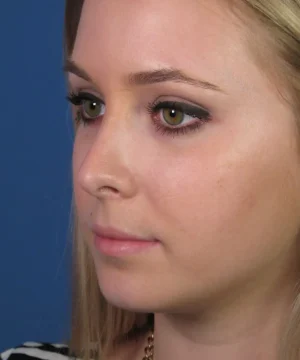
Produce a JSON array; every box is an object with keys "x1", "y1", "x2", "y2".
[{"x1": 142, "y1": 330, "x2": 154, "y2": 360}]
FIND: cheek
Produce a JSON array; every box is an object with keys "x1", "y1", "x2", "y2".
[
  {"x1": 144, "y1": 137, "x2": 300, "y2": 270},
  {"x1": 146, "y1": 152, "x2": 256, "y2": 237}
]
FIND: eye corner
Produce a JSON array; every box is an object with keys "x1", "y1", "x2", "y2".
[{"x1": 66, "y1": 92, "x2": 81, "y2": 106}]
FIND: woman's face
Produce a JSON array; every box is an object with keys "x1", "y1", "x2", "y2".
[{"x1": 70, "y1": 0, "x2": 300, "y2": 313}]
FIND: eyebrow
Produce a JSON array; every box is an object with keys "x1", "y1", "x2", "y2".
[{"x1": 63, "y1": 59, "x2": 226, "y2": 94}]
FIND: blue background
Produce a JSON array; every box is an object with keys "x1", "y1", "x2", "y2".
[{"x1": 0, "y1": 1, "x2": 73, "y2": 350}]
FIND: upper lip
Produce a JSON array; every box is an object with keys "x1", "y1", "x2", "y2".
[{"x1": 92, "y1": 224, "x2": 156, "y2": 242}]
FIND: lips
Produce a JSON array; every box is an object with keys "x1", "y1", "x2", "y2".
[
  {"x1": 91, "y1": 224, "x2": 157, "y2": 242},
  {"x1": 91, "y1": 224, "x2": 160, "y2": 256}
]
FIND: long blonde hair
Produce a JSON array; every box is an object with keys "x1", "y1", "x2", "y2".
[{"x1": 64, "y1": 1, "x2": 300, "y2": 359}]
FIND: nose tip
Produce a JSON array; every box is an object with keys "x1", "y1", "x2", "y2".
[{"x1": 77, "y1": 157, "x2": 137, "y2": 200}]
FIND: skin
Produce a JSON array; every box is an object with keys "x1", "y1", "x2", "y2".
[{"x1": 69, "y1": 0, "x2": 300, "y2": 359}]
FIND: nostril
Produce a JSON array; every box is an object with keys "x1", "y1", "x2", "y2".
[{"x1": 99, "y1": 186, "x2": 119, "y2": 194}]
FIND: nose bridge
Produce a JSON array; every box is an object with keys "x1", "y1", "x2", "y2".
[
  {"x1": 78, "y1": 106, "x2": 138, "y2": 199},
  {"x1": 91, "y1": 98, "x2": 134, "y2": 160}
]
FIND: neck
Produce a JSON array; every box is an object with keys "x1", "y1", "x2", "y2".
[
  {"x1": 144, "y1": 266, "x2": 299, "y2": 360},
  {"x1": 154, "y1": 301, "x2": 290, "y2": 360}
]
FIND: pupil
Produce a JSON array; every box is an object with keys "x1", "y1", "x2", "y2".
[{"x1": 170, "y1": 109, "x2": 176, "y2": 117}]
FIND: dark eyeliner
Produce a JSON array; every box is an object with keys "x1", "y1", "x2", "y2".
[
  {"x1": 66, "y1": 92, "x2": 212, "y2": 135},
  {"x1": 146, "y1": 100, "x2": 212, "y2": 137},
  {"x1": 151, "y1": 100, "x2": 210, "y2": 119},
  {"x1": 67, "y1": 91, "x2": 100, "y2": 105},
  {"x1": 66, "y1": 91, "x2": 104, "y2": 126}
]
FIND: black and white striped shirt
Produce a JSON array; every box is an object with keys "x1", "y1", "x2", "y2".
[{"x1": 0, "y1": 343, "x2": 72, "y2": 360}]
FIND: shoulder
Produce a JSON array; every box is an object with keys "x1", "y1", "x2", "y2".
[{"x1": 0, "y1": 342, "x2": 74, "y2": 360}]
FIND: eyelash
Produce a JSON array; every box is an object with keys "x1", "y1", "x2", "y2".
[{"x1": 66, "y1": 91, "x2": 212, "y2": 137}]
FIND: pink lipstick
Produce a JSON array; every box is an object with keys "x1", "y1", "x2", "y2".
[{"x1": 92, "y1": 225, "x2": 159, "y2": 256}]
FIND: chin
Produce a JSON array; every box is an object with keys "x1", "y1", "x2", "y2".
[{"x1": 93, "y1": 264, "x2": 164, "y2": 313}]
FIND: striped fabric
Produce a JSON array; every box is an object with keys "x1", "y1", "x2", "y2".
[{"x1": 0, "y1": 343, "x2": 73, "y2": 360}]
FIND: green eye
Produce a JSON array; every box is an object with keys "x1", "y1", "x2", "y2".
[
  {"x1": 162, "y1": 108, "x2": 184, "y2": 126},
  {"x1": 83, "y1": 99, "x2": 103, "y2": 119}
]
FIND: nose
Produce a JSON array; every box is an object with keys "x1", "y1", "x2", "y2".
[{"x1": 76, "y1": 121, "x2": 138, "y2": 200}]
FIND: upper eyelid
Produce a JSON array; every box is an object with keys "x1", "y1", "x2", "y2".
[
  {"x1": 71, "y1": 96, "x2": 206, "y2": 114},
  {"x1": 153, "y1": 101, "x2": 209, "y2": 113},
  {"x1": 75, "y1": 91, "x2": 101, "y2": 101},
  {"x1": 72, "y1": 92, "x2": 203, "y2": 106},
  {"x1": 69, "y1": 91, "x2": 211, "y2": 116}
]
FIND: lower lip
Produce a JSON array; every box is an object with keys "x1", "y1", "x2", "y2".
[{"x1": 94, "y1": 236, "x2": 160, "y2": 256}]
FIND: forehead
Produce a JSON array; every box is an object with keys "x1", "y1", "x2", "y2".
[{"x1": 71, "y1": 0, "x2": 264, "y2": 96}]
